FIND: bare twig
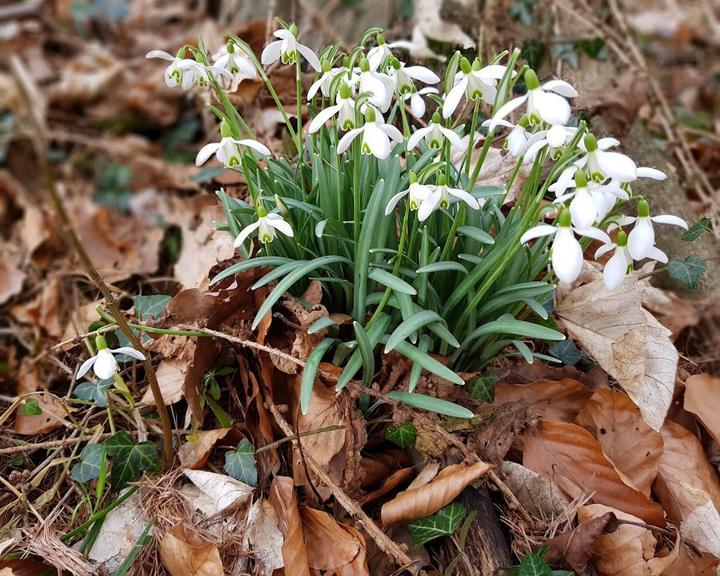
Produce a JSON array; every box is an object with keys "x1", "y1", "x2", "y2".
[{"x1": 8, "y1": 55, "x2": 174, "y2": 469}]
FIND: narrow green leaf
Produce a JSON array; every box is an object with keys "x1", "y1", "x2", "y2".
[
  {"x1": 253, "y1": 256, "x2": 351, "y2": 330},
  {"x1": 511, "y1": 340, "x2": 534, "y2": 363},
  {"x1": 388, "y1": 391, "x2": 474, "y2": 418},
  {"x1": 416, "y1": 261, "x2": 468, "y2": 274},
  {"x1": 353, "y1": 322, "x2": 376, "y2": 388},
  {"x1": 385, "y1": 310, "x2": 445, "y2": 353},
  {"x1": 307, "y1": 316, "x2": 338, "y2": 334},
  {"x1": 386, "y1": 422, "x2": 417, "y2": 449},
  {"x1": 457, "y1": 226, "x2": 495, "y2": 244},
  {"x1": 409, "y1": 503, "x2": 467, "y2": 547},
  {"x1": 300, "y1": 338, "x2": 336, "y2": 415},
  {"x1": 336, "y1": 314, "x2": 391, "y2": 390},
  {"x1": 462, "y1": 318, "x2": 565, "y2": 349},
  {"x1": 392, "y1": 341, "x2": 465, "y2": 386},
  {"x1": 224, "y1": 439, "x2": 258, "y2": 486},
  {"x1": 210, "y1": 257, "x2": 291, "y2": 285},
  {"x1": 368, "y1": 267, "x2": 417, "y2": 295}
]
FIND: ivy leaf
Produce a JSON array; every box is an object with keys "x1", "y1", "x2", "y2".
[
  {"x1": 577, "y1": 37, "x2": 607, "y2": 60},
  {"x1": 510, "y1": 0, "x2": 536, "y2": 26},
  {"x1": 409, "y1": 503, "x2": 467, "y2": 548},
  {"x1": 520, "y1": 40, "x2": 544, "y2": 70},
  {"x1": 548, "y1": 340, "x2": 583, "y2": 366},
  {"x1": 682, "y1": 217, "x2": 712, "y2": 242},
  {"x1": 224, "y1": 439, "x2": 257, "y2": 487},
  {"x1": 386, "y1": 423, "x2": 417, "y2": 449},
  {"x1": 468, "y1": 374, "x2": 497, "y2": 402},
  {"x1": 71, "y1": 443, "x2": 105, "y2": 484},
  {"x1": 74, "y1": 378, "x2": 113, "y2": 407},
  {"x1": 553, "y1": 42, "x2": 579, "y2": 68},
  {"x1": 21, "y1": 397, "x2": 43, "y2": 416},
  {"x1": 103, "y1": 431, "x2": 161, "y2": 490},
  {"x1": 134, "y1": 295, "x2": 171, "y2": 321},
  {"x1": 667, "y1": 255, "x2": 706, "y2": 289}
]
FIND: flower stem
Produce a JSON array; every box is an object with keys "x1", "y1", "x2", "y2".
[{"x1": 464, "y1": 100, "x2": 481, "y2": 176}]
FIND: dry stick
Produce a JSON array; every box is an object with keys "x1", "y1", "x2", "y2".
[
  {"x1": 263, "y1": 388, "x2": 423, "y2": 575},
  {"x1": 8, "y1": 56, "x2": 174, "y2": 469}
]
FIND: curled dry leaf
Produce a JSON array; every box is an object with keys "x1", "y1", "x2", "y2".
[
  {"x1": 545, "y1": 510, "x2": 619, "y2": 574},
  {"x1": 381, "y1": 461, "x2": 493, "y2": 526},
  {"x1": 362, "y1": 467, "x2": 415, "y2": 506},
  {"x1": 183, "y1": 469, "x2": 253, "y2": 512},
  {"x1": 14, "y1": 391, "x2": 67, "y2": 436},
  {"x1": 556, "y1": 275, "x2": 678, "y2": 431},
  {"x1": 577, "y1": 504, "x2": 678, "y2": 576},
  {"x1": 655, "y1": 421, "x2": 720, "y2": 556},
  {"x1": 0, "y1": 248, "x2": 25, "y2": 306},
  {"x1": 178, "y1": 428, "x2": 232, "y2": 469},
  {"x1": 576, "y1": 388, "x2": 663, "y2": 497},
  {"x1": 301, "y1": 507, "x2": 368, "y2": 574},
  {"x1": 494, "y1": 378, "x2": 592, "y2": 421},
  {"x1": 159, "y1": 524, "x2": 223, "y2": 576},
  {"x1": 683, "y1": 374, "x2": 720, "y2": 445},
  {"x1": 141, "y1": 358, "x2": 187, "y2": 406},
  {"x1": 11, "y1": 277, "x2": 63, "y2": 337},
  {"x1": 523, "y1": 420, "x2": 665, "y2": 525},
  {"x1": 498, "y1": 461, "x2": 569, "y2": 519},
  {"x1": 269, "y1": 476, "x2": 310, "y2": 576}
]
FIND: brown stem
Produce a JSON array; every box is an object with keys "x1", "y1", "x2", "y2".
[{"x1": 9, "y1": 55, "x2": 174, "y2": 469}]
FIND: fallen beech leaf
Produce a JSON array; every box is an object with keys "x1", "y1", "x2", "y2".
[
  {"x1": 637, "y1": 282, "x2": 700, "y2": 340},
  {"x1": 88, "y1": 491, "x2": 148, "y2": 574},
  {"x1": 655, "y1": 421, "x2": 720, "y2": 522},
  {"x1": 296, "y1": 378, "x2": 345, "y2": 469},
  {"x1": 498, "y1": 461, "x2": 569, "y2": 519},
  {"x1": 0, "y1": 560, "x2": 55, "y2": 576},
  {"x1": 159, "y1": 524, "x2": 223, "y2": 576},
  {"x1": 183, "y1": 469, "x2": 253, "y2": 512},
  {"x1": 545, "y1": 510, "x2": 619, "y2": 574},
  {"x1": 678, "y1": 488, "x2": 720, "y2": 556},
  {"x1": 363, "y1": 467, "x2": 415, "y2": 505},
  {"x1": 11, "y1": 276, "x2": 62, "y2": 337},
  {"x1": 178, "y1": 429, "x2": 231, "y2": 469},
  {"x1": 683, "y1": 374, "x2": 720, "y2": 445},
  {"x1": 14, "y1": 361, "x2": 68, "y2": 436},
  {"x1": 0, "y1": 248, "x2": 25, "y2": 306},
  {"x1": 381, "y1": 461, "x2": 493, "y2": 526},
  {"x1": 301, "y1": 508, "x2": 363, "y2": 571},
  {"x1": 661, "y1": 541, "x2": 720, "y2": 575},
  {"x1": 556, "y1": 275, "x2": 677, "y2": 431},
  {"x1": 141, "y1": 358, "x2": 186, "y2": 406},
  {"x1": 406, "y1": 462, "x2": 441, "y2": 491},
  {"x1": 269, "y1": 476, "x2": 310, "y2": 576},
  {"x1": 243, "y1": 499, "x2": 284, "y2": 576},
  {"x1": 523, "y1": 420, "x2": 665, "y2": 525},
  {"x1": 576, "y1": 388, "x2": 663, "y2": 496},
  {"x1": 578, "y1": 504, "x2": 676, "y2": 576},
  {"x1": 494, "y1": 378, "x2": 592, "y2": 421}
]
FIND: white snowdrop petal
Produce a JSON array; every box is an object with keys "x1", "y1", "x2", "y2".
[
  {"x1": 535, "y1": 91, "x2": 571, "y2": 126},
  {"x1": 603, "y1": 251, "x2": 629, "y2": 289},
  {"x1": 234, "y1": 221, "x2": 261, "y2": 248},
  {"x1": 297, "y1": 43, "x2": 322, "y2": 71},
  {"x1": 337, "y1": 128, "x2": 363, "y2": 154},
  {"x1": 442, "y1": 80, "x2": 467, "y2": 119},
  {"x1": 546, "y1": 124, "x2": 567, "y2": 147},
  {"x1": 308, "y1": 104, "x2": 341, "y2": 133},
  {"x1": 237, "y1": 139, "x2": 271, "y2": 156},
  {"x1": 94, "y1": 350, "x2": 118, "y2": 380},
  {"x1": 488, "y1": 94, "x2": 528, "y2": 131},
  {"x1": 627, "y1": 218, "x2": 654, "y2": 260},
  {"x1": 76, "y1": 356, "x2": 97, "y2": 379},
  {"x1": 261, "y1": 41, "x2": 283, "y2": 65},
  {"x1": 111, "y1": 347, "x2": 146, "y2": 361},
  {"x1": 596, "y1": 151, "x2": 637, "y2": 182},
  {"x1": 647, "y1": 246, "x2": 669, "y2": 264},
  {"x1": 636, "y1": 167, "x2": 666, "y2": 180},
  {"x1": 195, "y1": 142, "x2": 221, "y2": 166},
  {"x1": 385, "y1": 190, "x2": 408, "y2": 215},
  {"x1": 409, "y1": 94, "x2": 426, "y2": 119},
  {"x1": 407, "y1": 126, "x2": 432, "y2": 150},
  {"x1": 552, "y1": 228, "x2": 584, "y2": 284},
  {"x1": 576, "y1": 226, "x2": 611, "y2": 244},
  {"x1": 417, "y1": 196, "x2": 439, "y2": 221},
  {"x1": 651, "y1": 214, "x2": 688, "y2": 229},
  {"x1": 520, "y1": 224, "x2": 557, "y2": 244},
  {"x1": 447, "y1": 188, "x2": 480, "y2": 209},
  {"x1": 569, "y1": 189, "x2": 597, "y2": 230},
  {"x1": 380, "y1": 123, "x2": 404, "y2": 143},
  {"x1": 405, "y1": 66, "x2": 440, "y2": 84},
  {"x1": 268, "y1": 216, "x2": 294, "y2": 237},
  {"x1": 146, "y1": 50, "x2": 175, "y2": 61},
  {"x1": 439, "y1": 126, "x2": 464, "y2": 150},
  {"x1": 477, "y1": 64, "x2": 508, "y2": 80},
  {"x1": 594, "y1": 243, "x2": 616, "y2": 259},
  {"x1": 541, "y1": 79, "x2": 578, "y2": 97},
  {"x1": 364, "y1": 125, "x2": 391, "y2": 159}
]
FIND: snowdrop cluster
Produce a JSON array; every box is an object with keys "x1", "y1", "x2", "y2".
[{"x1": 145, "y1": 25, "x2": 688, "y2": 287}]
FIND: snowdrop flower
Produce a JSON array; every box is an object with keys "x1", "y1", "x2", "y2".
[
  {"x1": 389, "y1": 58, "x2": 440, "y2": 94},
  {"x1": 520, "y1": 207, "x2": 610, "y2": 284},
  {"x1": 195, "y1": 122, "x2": 271, "y2": 167},
  {"x1": 485, "y1": 118, "x2": 532, "y2": 157},
  {"x1": 261, "y1": 24, "x2": 321, "y2": 71},
  {"x1": 358, "y1": 58, "x2": 396, "y2": 113},
  {"x1": 212, "y1": 41, "x2": 257, "y2": 89},
  {"x1": 595, "y1": 230, "x2": 632, "y2": 289},
  {"x1": 443, "y1": 58, "x2": 509, "y2": 119},
  {"x1": 429, "y1": 175, "x2": 480, "y2": 211},
  {"x1": 308, "y1": 83, "x2": 357, "y2": 133},
  {"x1": 337, "y1": 108, "x2": 403, "y2": 159},
  {"x1": 407, "y1": 112, "x2": 465, "y2": 152},
  {"x1": 524, "y1": 125, "x2": 578, "y2": 161},
  {"x1": 582, "y1": 134, "x2": 667, "y2": 184},
  {"x1": 235, "y1": 206, "x2": 294, "y2": 247},
  {"x1": 385, "y1": 173, "x2": 438, "y2": 221},
  {"x1": 554, "y1": 170, "x2": 615, "y2": 230},
  {"x1": 146, "y1": 49, "x2": 227, "y2": 90},
  {"x1": 367, "y1": 34, "x2": 394, "y2": 71},
  {"x1": 307, "y1": 60, "x2": 346, "y2": 100},
  {"x1": 402, "y1": 87, "x2": 438, "y2": 119},
  {"x1": 622, "y1": 199, "x2": 688, "y2": 260},
  {"x1": 77, "y1": 335, "x2": 145, "y2": 380},
  {"x1": 489, "y1": 69, "x2": 578, "y2": 131}
]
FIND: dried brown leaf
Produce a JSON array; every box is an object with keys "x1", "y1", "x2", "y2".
[
  {"x1": 159, "y1": 524, "x2": 223, "y2": 576},
  {"x1": 576, "y1": 388, "x2": 663, "y2": 496},
  {"x1": 494, "y1": 378, "x2": 592, "y2": 422},
  {"x1": 381, "y1": 461, "x2": 493, "y2": 526},
  {"x1": 243, "y1": 499, "x2": 284, "y2": 576},
  {"x1": 545, "y1": 510, "x2": 619, "y2": 574},
  {"x1": 523, "y1": 420, "x2": 665, "y2": 525},
  {"x1": 556, "y1": 275, "x2": 678, "y2": 431},
  {"x1": 0, "y1": 248, "x2": 25, "y2": 306},
  {"x1": 498, "y1": 461, "x2": 569, "y2": 519},
  {"x1": 269, "y1": 476, "x2": 310, "y2": 576},
  {"x1": 141, "y1": 358, "x2": 186, "y2": 406},
  {"x1": 301, "y1": 508, "x2": 362, "y2": 571},
  {"x1": 683, "y1": 374, "x2": 720, "y2": 446},
  {"x1": 178, "y1": 428, "x2": 231, "y2": 469}
]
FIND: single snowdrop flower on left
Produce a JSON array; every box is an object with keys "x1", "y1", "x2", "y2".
[
  {"x1": 621, "y1": 199, "x2": 688, "y2": 261},
  {"x1": 389, "y1": 57, "x2": 440, "y2": 95},
  {"x1": 358, "y1": 58, "x2": 396, "y2": 113},
  {"x1": 146, "y1": 49, "x2": 227, "y2": 91},
  {"x1": 235, "y1": 206, "x2": 294, "y2": 247},
  {"x1": 261, "y1": 24, "x2": 321, "y2": 71},
  {"x1": 337, "y1": 108, "x2": 403, "y2": 160},
  {"x1": 521, "y1": 206, "x2": 610, "y2": 284},
  {"x1": 385, "y1": 173, "x2": 438, "y2": 222},
  {"x1": 429, "y1": 175, "x2": 480, "y2": 211},
  {"x1": 443, "y1": 58, "x2": 509, "y2": 119},
  {"x1": 77, "y1": 335, "x2": 145, "y2": 380},
  {"x1": 489, "y1": 69, "x2": 577, "y2": 131},
  {"x1": 408, "y1": 112, "x2": 465, "y2": 152},
  {"x1": 595, "y1": 230, "x2": 632, "y2": 289},
  {"x1": 582, "y1": 133, "x2": 668, "y2": 184},
  {"x1": 308, "y1": 83, "x2": 358, "y2": 133},
  {"x1": 213, "y1": 41, "x2": 257, "y2": 89},
  {"x1": 553, "y1": 170, "x2": 607, "y2": 230},
  {"x1": 402, "y1": 86, "x2": 438, "y2": 119},
  {"x1": 307, "y1": 60, "x2": 347, "y2": 100},
  {"x1": 196, "y1": 121, "x2": 271, "y2": 168}
]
